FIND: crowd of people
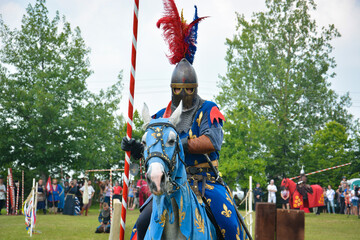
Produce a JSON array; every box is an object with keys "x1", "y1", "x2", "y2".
[
  {"x1": 0, "y1": 173, "x2": 151, "y2": 234},
  {"x1": 252, "y1": 176, "x2": 360, "y2": 217}
]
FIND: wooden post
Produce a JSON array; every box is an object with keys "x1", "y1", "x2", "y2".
[
  {"x1": 109, "y1": 198, "x2": 122, "y2": 240},
  {"x1": 248, "y1": 176, "x2": 253, "y2": 235},
  {"x1": 276, "y1": 209, "x2": 304, "y2": 240},
  {"x1": 255, "y1": 203, "x2": 276, "y2": 240}
]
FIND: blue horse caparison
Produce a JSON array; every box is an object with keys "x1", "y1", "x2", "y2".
[{"x1": 143, "y1": 116, "x2": 216, "y2": 240}]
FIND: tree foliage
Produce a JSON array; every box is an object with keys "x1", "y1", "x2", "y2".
[
  {"x1": 302, "y1": 121, "x2": 352, "y2": 188},
  {"x1": 217, "y1": 0, "x2": 354, "y2": 182},
  {"x1": 0, "y1": 0, "x2": 123, "y2": 176}
]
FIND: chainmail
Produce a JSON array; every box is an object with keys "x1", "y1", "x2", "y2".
[{"x1": 171, "y1": 95, "x2": 205, "y2": 133}]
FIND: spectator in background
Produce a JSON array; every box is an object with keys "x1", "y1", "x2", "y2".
[
  {"x1": 350, "y1": 185, "x2": 358, "y2": 216},
  {"x1": 131, "y1": 183, "x2": 139, "y2": 210},
  {"x1": 37, "y1": 179, "x2": 47, "y2": 214},
  {"x1": 345, "y1": 188, "x2": 351, "y2": 215},
  {"x1": 95, "y1": 202, "x2": 111, "y2": 233},
  {"x1": 0, "y1": 175, "x2": 6, "y2": 215},
  {"x1": 280, "y1": 186, "x2": 290, "y2": 210},
  {"x1": 47, "y1": 178, "x2": 63, "y2": 214},
  {"x1": 76, "y1": 180, "x2": 83, "y2": 210},
  {"x1": 326, "y1": 185, "x2": 335, "y2": 214},
  {"x1": 80, "y1": 180, "x2": 95, "y2": 216},
  {"x1": 63, "y1": 180, "x2": 80, "y2": 215},
  {"x1": 340, "y1": 176, "x2": 347, "y2": 186},
  {"x1": 267, "y1": 179, "x2": 277, "y2": 203},
  {"x1": 104, "y1": 180, "x2": 112, "y2": 205},
  {"x1": 337, "y1": 183, "x2": 346, "y2": 214},
  {"x1": 128, "y1": 183, "x2": 134, "y2": 208},
  {"x1": 113, "y1": 181, "x2": 123, "y2": 201},
  {"x1": 322, "y1": 187, "x2": 328, "y2": 213},
  {"x1": 253, "y1": 183, "x2": 263, "y2": 209}
]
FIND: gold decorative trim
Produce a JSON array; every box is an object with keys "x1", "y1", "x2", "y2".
[
  {"x1": 159, "y1": 209, "x2": 167, "y2": 227},
  {"x1": 170, "y1": 83, "x2": 198, "y2": 88}
]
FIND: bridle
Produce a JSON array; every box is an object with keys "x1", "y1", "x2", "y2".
[{"x1": 144, "y1": 121, "x2": 186, "y2": 194}]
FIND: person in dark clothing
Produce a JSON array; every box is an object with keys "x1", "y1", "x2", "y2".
[
  {"x1": 63, "y1": 180, "x2": 80, "y2": 215},
  {"x1": 337, "y1": 183, "x2": 346, "y2": 214},
  {"x1": 37, "y1": 179, "x2": 46, "y2": 214},
  {"x1": 253, "y1": 183, "x2": 263, "y2": 210},
  {"x1": 95, "y1": 202, "x2": 111, "y2": 233}
]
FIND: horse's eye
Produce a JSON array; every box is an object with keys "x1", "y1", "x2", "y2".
[
  {"x1": 165, "y1": 131, "x2": 176, "y2": 147},
  {"x1": 142, "y1": 132, "x2": 147, "y2": 145}
]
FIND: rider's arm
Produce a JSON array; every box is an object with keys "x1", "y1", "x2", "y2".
[{"x1": 182, "y1": 108, "x2": 224, "y2": 154}]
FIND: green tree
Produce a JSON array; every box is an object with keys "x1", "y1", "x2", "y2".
[
  {"x1": 217, "y1": 0, "x2": 353, "y2": 180},
  {"x1": 302, "y1": 121, "x2": 352, "y2": 188},
  {"x1": 0, "y1": 0, "x2": 123, "y2": 176},
  {"x1": 219, "y1": 102, "x2": 270, "y2": 188}
]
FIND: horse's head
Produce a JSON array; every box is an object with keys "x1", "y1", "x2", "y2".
[
  {"x1": 281, "y1": 178, "x2": 288, "y2": 188},
  {"x1": 141, "y1": 102, "x2": 185, "y2": 196}
]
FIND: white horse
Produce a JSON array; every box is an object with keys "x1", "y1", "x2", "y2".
[{"x1": 142, "y1": 102, "x2": 216, "y2": 240}]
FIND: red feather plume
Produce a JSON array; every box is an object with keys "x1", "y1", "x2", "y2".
[{"x1": 157, "y1": 0, "x2": 207, "y2": 65}]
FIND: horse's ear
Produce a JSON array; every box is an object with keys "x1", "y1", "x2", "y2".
[
  {"x1": 169, "y1": 101, "x2": 182, "y2": 126},
  {"x1": 142, "y1": 103, "x2": 151, "y2": 129}
]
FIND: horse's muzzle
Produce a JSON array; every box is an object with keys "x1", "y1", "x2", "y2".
[{"x1": 147, "y1": 162, "x2": 166, "y2": 195}]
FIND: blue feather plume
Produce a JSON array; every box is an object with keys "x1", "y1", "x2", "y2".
[{"x1": 185, "y1": 6, "x2": 200, "y2": 64}]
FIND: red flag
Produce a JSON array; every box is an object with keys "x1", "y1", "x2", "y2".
[{"x1": 46, "y1": 176, "x2": 52, "y2": 192}]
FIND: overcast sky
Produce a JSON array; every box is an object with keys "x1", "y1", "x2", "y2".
[{"x1": 1, "y1": 0, "x2": 360, "y2": 121}]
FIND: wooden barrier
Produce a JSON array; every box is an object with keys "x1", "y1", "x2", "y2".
[
  {"x1": 276, "y1": 209, "x2": 304, "y2": 240},
  {"x1": 255, "y1": 203, "x2": 305, "y2": 240},
  {"x1": 255, "y1": 203, "x2": 276, "y2": 240}
]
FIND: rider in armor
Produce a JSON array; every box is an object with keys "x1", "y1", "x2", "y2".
[
  {"x1": 296, "y1": 172, "x2": 313, "y2": 200},
  {"x1": 122, "y1": 2, "x2": 244, "y2": 239}
]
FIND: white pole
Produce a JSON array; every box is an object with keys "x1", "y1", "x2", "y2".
[
  {"x1": 30, "y1": 178, "x2": 35, "y2": 237},
  {"x1": 34, "y1": 182, "x2": 38, "y2": 230},
  {"x1": 249, "y1": 176, "x2": 253, "y2": 235}
]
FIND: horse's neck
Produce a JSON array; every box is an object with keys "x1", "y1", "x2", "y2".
[
  {"x1": 162, "y1": 197, "x2": 186, "y2": 240},
  {"x1": 288, "y1": 179, "x2": 297, "y2": 192}
]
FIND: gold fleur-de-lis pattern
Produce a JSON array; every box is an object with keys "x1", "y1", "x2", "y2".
[
  {"x1": 226, "y1": 192, "x2": 233, "y2": 205},
  {"x1": 221, "y1": 203, "x2": 232, "y2": 218},
  {"x1": 179, "y1": 196, "x2": 185, "y2": 226},
  {"x1": 159, "y1": 209, "x2": 167, "y2": 227},
  {"x1": 189, "y1": 129, "x2": 197, "y2": 139},
  {"x1": 207, "y1": 198, "x2": 211, "y2": 206},
  {"x1": 196, "y1": 112, "x2": 203, "y2": 127},
  {"x1": 194, "y1": 208, "x2": 205, "y2": 234}
]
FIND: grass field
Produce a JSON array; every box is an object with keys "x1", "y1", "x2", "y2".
[{"x1": 0, "y1": 207, "x2": 359, "y2": 239}]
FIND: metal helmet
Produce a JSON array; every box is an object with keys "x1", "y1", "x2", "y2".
[{"x1": 171, "y1": 58, "x2": 198, "y2": 109}]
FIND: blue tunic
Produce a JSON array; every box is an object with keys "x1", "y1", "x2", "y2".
[{"x1": 47, "y1": 184, "x2": 63, "y2": 202}]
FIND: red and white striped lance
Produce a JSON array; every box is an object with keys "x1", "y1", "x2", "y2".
[
  {"x1": 6, "y1": 176, "x2": 9, "y2": 215},
  {"x1": 120, "y1": 0, "x2": 140, "y2": 239},
  {"x1": 15, "y1": 180, "x2": 20, "y2": 215},
  {"x1": 21, "y1": 170, "x2": 24, "y2": 214},
  {"x1": 290, "y1": 162, "x2": 352, "y2": 180},
  {"x1": 85, "y1": 168, "x2": 124, "y2": 173},
  {"x1": 8, "y1": 168, "x2": 15, "y2": 214}
]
